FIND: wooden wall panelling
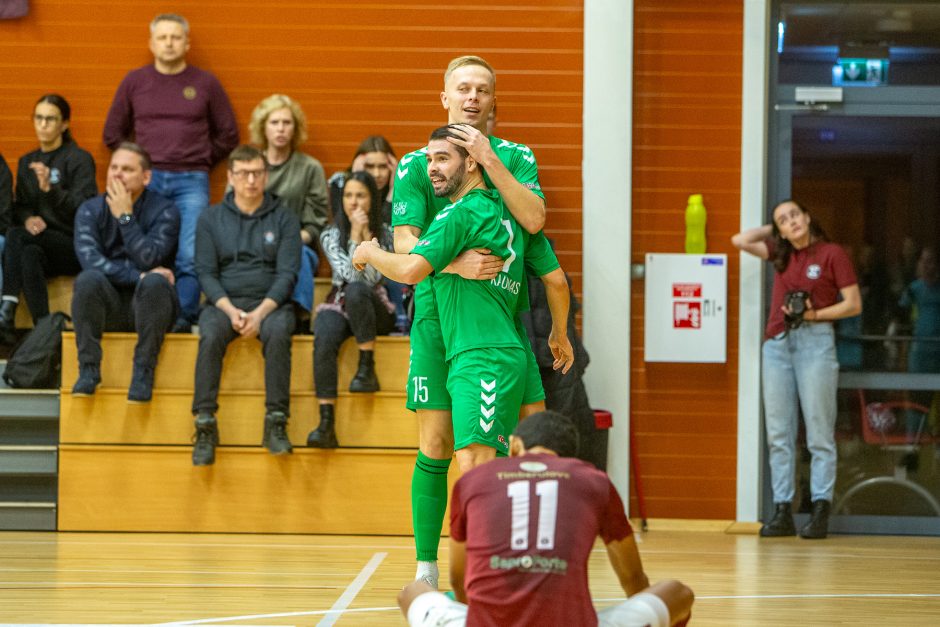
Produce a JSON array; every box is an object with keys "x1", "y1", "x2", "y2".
[{"x1": 631, "y1": 2, "x2": 744, "y2": 518}]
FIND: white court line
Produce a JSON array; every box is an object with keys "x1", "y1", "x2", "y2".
[
  {"x1": 317, "y1": 552, "x2": 386, "y2": 627},
  {"x1": 155, "y1": 552, "x2": 389, "y2": 626}
]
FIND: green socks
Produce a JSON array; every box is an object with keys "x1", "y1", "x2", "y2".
[{"x1": 412, "y1": 451, "x2": 452, "y2": 562}]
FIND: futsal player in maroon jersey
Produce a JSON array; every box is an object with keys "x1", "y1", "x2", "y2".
[{"x1": 398, "y1": 410, "x2": 694, "y2": 626}]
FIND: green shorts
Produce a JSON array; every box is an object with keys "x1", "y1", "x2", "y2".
[
  {"x1": 406, "y1": 317, "x2": 451, "y2": 411},
  {"x1": 407, "y1": 316, "x2": 544, "y2": 412},
  {"x1": 448, "y1": 347, "x2": 527, "y2": 454}
]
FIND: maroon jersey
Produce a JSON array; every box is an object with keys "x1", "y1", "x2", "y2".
[
  {"x1": 450, "y1": 453, "x2": 633, "y2": 627},
  {"x1": 764, "y1": 239, "x2": 857, "y2": 338}
]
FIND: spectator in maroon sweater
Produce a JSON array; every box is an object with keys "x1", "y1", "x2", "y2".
[{"x1": 103, "y1": 13, "x2": 239, "y2": 332}]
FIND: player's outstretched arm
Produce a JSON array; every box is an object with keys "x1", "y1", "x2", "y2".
[
  {"x1": 540, "y1": 267, "x2": 574, "y2": 373},
  {"x1": 394, "y1": 224, "x2": 422, "y2": 254},
  {"x1": 605, "y1": 534, "x2": 650, "y2": 596},
  {"x1": 353, "y1": 238, "x2": 433, "y2": 285}
]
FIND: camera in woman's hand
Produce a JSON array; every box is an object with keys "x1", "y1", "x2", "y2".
[{"x1": 784, "y1": 290, "x2": 810, "y2": 329}]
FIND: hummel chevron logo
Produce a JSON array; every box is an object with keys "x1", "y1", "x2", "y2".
[
  {"x1": 397, "y1": 167, "x2": 409, "y2": 180},
  {"x1": 479, "y1": 417, "x2": 495, "y2": 432},
  {"x1": 435, "y1": 211, "x2": 450, "y2": 221},
  {"x1": 480, "y1": 391, "x2": 496, "y2": 405},
  {"x1": 480, "y1": 379, "x2": 496, "y2": 391},
  {"x1": 480, "y1": 405, "x2": 495, "y2": 418},
  {"x1": 400, "y1": 155, "x2": 416, "y2": 165}
]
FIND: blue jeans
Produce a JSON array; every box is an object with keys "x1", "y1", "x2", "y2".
[
  {"x1": 762, "y1": 322, "x2": 840, "y2": 504},
  {"x1": 147, "y1": 169, "x2": 209, "y2": 324},
  {"x1": 293, "y1": 245, "x2": 319, "y2": 312}
]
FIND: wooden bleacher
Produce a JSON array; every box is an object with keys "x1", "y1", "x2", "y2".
[
  {"x1": 13, "y1": 276, "x2": 74, "y2": 328},
  {"x1": 57, "y1": 326, "x2": 452, "y2": 535}
]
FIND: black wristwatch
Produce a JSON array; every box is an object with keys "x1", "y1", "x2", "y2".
[{"x1": 118, "y1": 213, "x2": 133, "y2": 226}]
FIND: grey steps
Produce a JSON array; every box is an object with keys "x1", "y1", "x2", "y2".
[
  {"x1": 0, "y1": 446, "x2": 58, "y2": 475},
  {"x1": 0, "y1": 501, "x2": 56, "y2": 531},
  {"x1": 0, "y1": 362, "x2": 60, "y2": 529}
]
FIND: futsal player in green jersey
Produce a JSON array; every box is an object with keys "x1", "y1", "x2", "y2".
[
  {"x1": 384, "y1": 94, "x2": 575, "y2": 586},
  {"x1": 390, "y1": 56, "x2": 573, "y2": 589},
  {"x1": 357, "y1": 128, "x2": 562, "y2": 466}
]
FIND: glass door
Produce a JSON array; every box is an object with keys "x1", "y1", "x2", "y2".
[{"x1": 770, "y1": 86, "x2": 940, "y2": 534}]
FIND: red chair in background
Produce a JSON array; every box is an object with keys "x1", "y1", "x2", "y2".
[{"x1": 833, "y1": 390, "x2": 940, "y2": 516}]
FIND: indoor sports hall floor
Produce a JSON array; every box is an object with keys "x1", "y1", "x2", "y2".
[{"x1": 1, "y1": 527, "x2": 939, "y2": 625}]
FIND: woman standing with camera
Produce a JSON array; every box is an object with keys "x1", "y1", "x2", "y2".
[{"x1": 733, "y1": 200, "x2": 861, "y2": 539}]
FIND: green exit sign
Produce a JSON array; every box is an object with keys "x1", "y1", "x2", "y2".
[{"x1": 834, "y1": 58, "x2": 889, "y2": 86}]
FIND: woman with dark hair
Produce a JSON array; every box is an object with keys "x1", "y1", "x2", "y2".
[
  {"x1": 328, "y1": 135, "x2": 397, "y2": 221},
  {"x1": 0, "y1": 94, "x2": 97, "y2": 342},
  {"x1": 308, "y1": 171, "x2": 396, "y2": 448},
  {"x1": 733, "y1": 200, "x2": 861, "y2": 539}
]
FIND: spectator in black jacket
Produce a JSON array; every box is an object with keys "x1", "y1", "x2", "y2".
[
  {"x1": 0, "y1": 154, "x2": 11, "y2": 263},
  {"x1": 0, "y1": 95, "x2": 97, "y2": 343},
  {"x1": 70, "y1": 143, "x2": 180, "y2": 402},
  {"x1": 518, "y1": 255, "x2": 605, "y2": 470},
  {"x1": 190, "y1": 145, "x2": 301, "y2": 466}
]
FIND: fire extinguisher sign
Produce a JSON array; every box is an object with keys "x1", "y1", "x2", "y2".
[
  {"x1": 644, "y1": 254, "x2": 727, "y2": 363},
  {"x1": 672, "y1": 283, "x2": 702, "y2": 329}
]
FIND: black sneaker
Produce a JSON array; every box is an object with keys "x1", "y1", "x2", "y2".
[
  {"x1": 192, "y1": 413, "x2": 219, "y2": 466},
  {"x1": 71, "y1": 364, "x2": 101, "y2": 397},
  {"x1": 262, "y1": 411, "x2": 293, "y2": 455},
  {"x1": 760, "y1": 502, "x2": 796, "y2": 537},
  {"x1": 127, "y1": 364, "x2": 155, "y2": 403}
]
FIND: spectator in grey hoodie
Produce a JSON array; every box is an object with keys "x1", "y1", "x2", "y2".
[{"x1": 190, "y1": 145, "x2": 301, "y2": 466}]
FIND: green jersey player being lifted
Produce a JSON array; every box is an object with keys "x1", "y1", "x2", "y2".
[
  {"x1": 355, "y1": 123, "x2": 570, "y2": 509},
  {"x1": 381, "y1": 55, "x2": 574, "y2": 590}
]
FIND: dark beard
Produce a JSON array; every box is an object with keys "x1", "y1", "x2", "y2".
[{"x1": 433, "y1": 165, "x2": 466, "y2": 198}]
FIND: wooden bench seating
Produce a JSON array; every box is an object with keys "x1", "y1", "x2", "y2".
[
  {"x1": 58, "y1": 445, "x2": 456, "y2": 535},
  {"x1": 56, "y1": 330, "x2": 444, "y2": 535}
]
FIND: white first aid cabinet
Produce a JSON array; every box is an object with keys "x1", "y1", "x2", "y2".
[{"x1": 643, "y1": 253, "x2": 727, "y2": 363}]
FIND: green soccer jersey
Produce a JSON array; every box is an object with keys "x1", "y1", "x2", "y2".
[
  {"x1": 391, "y1": 135, "x2": 552, "y2": 320},
  {"x1": 411, "y1": 188, "x2": 531, "y2": 360}
]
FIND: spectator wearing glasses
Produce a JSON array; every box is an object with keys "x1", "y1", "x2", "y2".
[
  {"x1": 190, "y1": 145, "x2": 301, "y2": 466},
  {"x1": 0, "y1": 94, "x2": 97, "y2": 344}
]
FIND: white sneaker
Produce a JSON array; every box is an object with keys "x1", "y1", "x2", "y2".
[{"x1": 415, "y1": 561, "x2": 439, "y2": 589}]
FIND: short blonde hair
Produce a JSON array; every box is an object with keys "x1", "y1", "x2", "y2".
[
  {"x1": 150, "y1": 13, "x2": 189, "y2": 36},
  {"x1": 443, "y1": 55, "x2": 496, "y2": 89},
  {"x1": 248, "y1": 94, "x2": 308, "y2": 151}
]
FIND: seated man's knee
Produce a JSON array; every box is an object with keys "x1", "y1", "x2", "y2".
[
  {"x1": 137, "y1": 271, "x2": 171, "y2": 291},
  {"x1": 197, "y1": 307, "x2": 229, "y2": 345},
  {"x1": 260, "y1": 307, "x2": 294, "y2": 343},
  {"x1": 73, "y1": 270, "x2": 108, "y2": 299}
]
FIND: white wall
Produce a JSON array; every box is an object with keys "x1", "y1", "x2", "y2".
[
  {"x1": 583, "y1": 0, "x2": 633, "y2": 503},
  {"x1": 737, "y1": 0, "x2": 772, "y2": 522}
]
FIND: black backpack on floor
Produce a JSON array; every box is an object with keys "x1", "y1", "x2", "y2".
[{"x1": 3, "y1": 312, "x2": 70, "y2": 389}]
